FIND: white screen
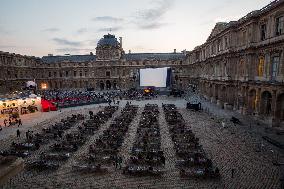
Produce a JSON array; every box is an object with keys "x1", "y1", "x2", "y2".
[{"x1": 139, "y1": 67, "x2": 169, "y2": 87}]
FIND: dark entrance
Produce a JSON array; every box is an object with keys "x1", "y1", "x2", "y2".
[
  {"x1": 106, "y1": 80, "x2": 111, "y2": 90},
  {"x1": 100, "y1": 81, "x2": 105, "y2": 90}
]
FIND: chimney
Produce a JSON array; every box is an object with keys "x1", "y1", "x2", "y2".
[
  {"x1": 119, "y1": 37, "x2": 122, "y2": 48},
  {"x1": 129, "y1": 50, "x2": 131, "y2": 54},
  {"x1": 90, "y1": 52, "x2": 93, "y2": 55},
  {"x1": 174, "y1": 49, "x2": 176, "y2": 53}
]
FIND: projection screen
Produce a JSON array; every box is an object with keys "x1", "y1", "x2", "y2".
[{"x1": 139, "y1": 67, "x2": 171, "y2": 88}]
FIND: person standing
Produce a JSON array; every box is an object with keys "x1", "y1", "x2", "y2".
[
  {"x1": 118, "y1": 156, "x2": 123, "y2": 169},
  {"x1": 4, "y1": 119, "x2": 7, "y2": 127},
  {"x1": 18, "y1": 119, "x2": 22, "y2": 127},
  {"x1": 26, "y1": 130, "x2": 30, "y2": 141},
  {"x1": 16, "y1": 129, "x2": 20, "y2": 138},
  {"x1": 231, "y1": 168, "x2": 235, "y2": 178}
]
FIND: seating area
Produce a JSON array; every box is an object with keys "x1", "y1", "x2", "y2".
[
  {"x1": 0, "y1": 114, "x2": 82, "y2": 159},
  {"x1": 85, "y1": 105, "x2": 138, "y2": 168},
  {"x1": 123, "y1": 104, "x2": 165, "y2": 176},
  {"x1": 163, "y1": 104, "x2": 220, "y2": 179}
]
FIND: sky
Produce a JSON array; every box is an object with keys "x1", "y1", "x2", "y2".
[{"x1": 0, "y1": 0, "x2": 272, "y2": 57}]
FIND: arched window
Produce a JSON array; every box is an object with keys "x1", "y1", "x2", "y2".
[{"x1": 258, "y1": 56, "x2": 265, "y2": 76}]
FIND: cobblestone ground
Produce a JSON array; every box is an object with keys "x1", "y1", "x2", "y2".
[
  {"x1": 180, "y1": 109, "x2": 282, "y2": 189},
  {"x1": 1, "y1": 99, "x2": 283, "y2": 188}
]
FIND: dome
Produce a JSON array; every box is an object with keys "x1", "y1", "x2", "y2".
[{"x1": 97, "y1": 34, "x2": 120, "y2": 48}]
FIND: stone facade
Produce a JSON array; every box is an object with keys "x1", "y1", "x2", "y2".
[
  {"x1": 0, "y1": 0, "x2": 283, "y2": 127},
  {"x1": 0, "y1": 34, "x2": 186, "y2": 93},
  {"x1": 186, "y1": 0, "x2": 284, "y2": 126}
]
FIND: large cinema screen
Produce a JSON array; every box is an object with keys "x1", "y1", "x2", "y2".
[{"x1": 139, "y1": 67, "x2": 171, "y2": 88}]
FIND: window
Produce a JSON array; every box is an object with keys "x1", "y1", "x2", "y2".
[
  {"x1": 258, "y1": 56, "x2": 265, "y2": 76},
  {"x1": 74, "y1": 71, "x2": 76, "y2": 77},
  {"x1": 276, "y1": 16, "x2": 284, "y2": 36},
  {"x1": 224, "y1": 37, "x2": 228, "y2": 49},
  {"x1": 260, "y1": 24, "x2": 266, "y2": 40},
  {"x1": 49, "y1": 72, "x2": 51, "y2": 77},
  {"x1": 217, "y1": 40, "x2": 221, "y2": 52},
  {"x1": 80, "y1": 72, "x2": 82, "y2": 77},
  {"x1": 272, "y1": 56, "x2": 280, "y2": 80},
  {"x1": 240, "y1": 59, "x2": 245, "y2": 76},
  {"x1": 60, "y1": 72, "x2": 62, "y2": 77},
  {"x1": 53, "y1": 72, "x2": 57, "y2": 77},
  {"x1": 106, "y1": 71, "x2": 110, "y2": 77},
  {"x1": 66, "y1": 71, "x2": 68, "y2": 77},
  {"x1": 242, "y1": 31, "x2": 246, "y2": 45}
]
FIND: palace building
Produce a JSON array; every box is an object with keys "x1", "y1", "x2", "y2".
[
  {"x1": 0, "y1": 34, "x2": 186, "y2": 93},
  {"x1": 186, "y1": 0, "x2": 284, "y2": 126},
  {"x1": 0, "y1": 0, "x2": 283, "y2": 126}
]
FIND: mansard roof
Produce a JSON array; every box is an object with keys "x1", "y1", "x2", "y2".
[
  {"x1": 41, "y1": 53, "x2": 185, "y2": 63},
  {"x1": 42, "y1": 55, "x2": 96, "y2": 63},
  {"x1": 124, "y1": 53, "x2": 186, "y2": 61}
]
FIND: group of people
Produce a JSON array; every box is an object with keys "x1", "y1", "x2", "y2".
[
  {"x1": 0, "y1": 117, "x2": 22, "y2": 132},
  {"x1": 3, "y1": 117, "x2": 22, "y2": 127}
]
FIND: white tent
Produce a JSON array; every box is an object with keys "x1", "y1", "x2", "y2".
[
  {"x1": 29, "y1": 94, "x2": 37, "y2": 98},
  {"x1": 26, "y1": 81, "x2": 37, "y2": 87}
]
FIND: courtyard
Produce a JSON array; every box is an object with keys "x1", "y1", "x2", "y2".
[{"x1": 0, "y1": 96, "x2": 283, "y2": 189}]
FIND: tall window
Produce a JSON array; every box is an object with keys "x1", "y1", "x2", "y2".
[
  {"x1": 224, "y1": 37, "x2": 228, "y2": 49},
  {"x1": 65, "y1": 71, "x2": 68, "y2": 77},
  {"x1": 73, "y1": 71, "x2": 76, "y2": 77},
  {"x1": 276, "y1": 16, "x2": 284, "y2": 36},
  {"x1": 106, "y1": 71, "x2": 110, "y2": 77},
  {"x1": 258, "y1": 56, "x2": 265, "y2": 76},
  {"x1": 242, "y1": 31, "x2": 246, "y2": 45},
  {"x1": 260, "y1": 24, "x2": 266, "y2": 41},
  {"x1": 240, "y1": 59, "x2": 245, "y2": 76},
  {"x1": 217, "y1": 40, "x2": 221, "y2": 52},
  {"x1": 272, "y1": 56, "x2": 280, "y2": 80}
]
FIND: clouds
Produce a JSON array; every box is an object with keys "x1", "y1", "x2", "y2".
[
  {"x1": 134, "y1": 0, "x2": 173, "y2": 30},
  {"x1": 97, "y1": 26, "x2": 123, "y2": 32},
  {"x1": 139, "y1": 22, "x2": 169, "y2": 30},
  {"x1": 92, "y1": 16, "x2": 124, "y2": 23},
  {"x1": 55, "y1": 48, "x2": 93, "y2": 53},
  {"x1": 42, "y1": 28, "x2": 60, "y2": 32},
  {"x1": 52, "y1": 38, "x2": 82, "y2": 46},
  {"x1": 91, "y1": 0, "x2": 174, "y2": 31},
  {"x1": 77, "y1": 28, "x2": 88, "y2": 34}
]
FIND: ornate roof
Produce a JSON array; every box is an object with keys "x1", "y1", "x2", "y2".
[{"x1": 97, "y1": 34, "x2": 120, "y2": 48}]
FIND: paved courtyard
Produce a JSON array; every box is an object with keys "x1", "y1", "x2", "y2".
[{"x1": 0, "y1": 96, "x2": 283, "y2": 189}]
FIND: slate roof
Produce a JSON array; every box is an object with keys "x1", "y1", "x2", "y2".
[
  {"x1": 124, "y1": 53, "x2": 186, "y2": 61},
  {"x1": 42, "y1": 55, "x2": 96, "y2": 63}
]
